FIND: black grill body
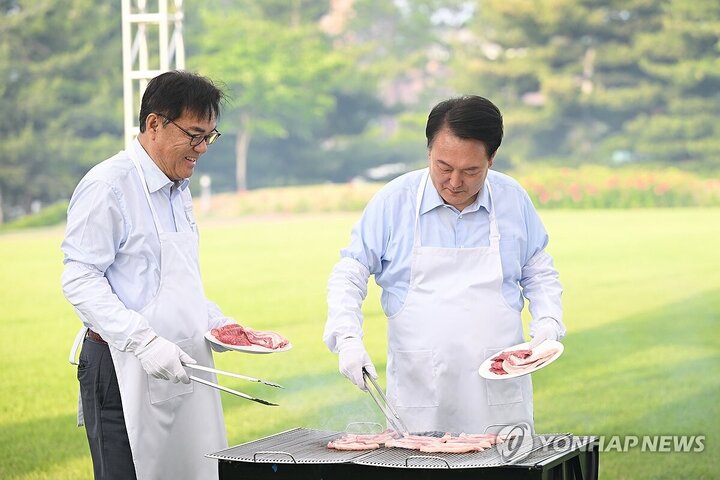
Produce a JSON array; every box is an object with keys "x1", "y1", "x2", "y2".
[{"x1": 209, "y1": 428, "x2": 599, "y2": 480}]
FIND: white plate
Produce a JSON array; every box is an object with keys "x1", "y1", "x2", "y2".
[
  {"x1": 205, "y1": 331, "x2": 292, "y2": 354},
  {"x1": 478, "y1": 340, "x2": 564, "y2": 380}
]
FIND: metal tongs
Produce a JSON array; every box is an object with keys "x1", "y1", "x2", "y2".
[
  {"x1": 184, "y1": 363, "x2": 282, "y2": 407},
  {"x1": 362, "y1": 367, "x2": 410, "y2": 436}
]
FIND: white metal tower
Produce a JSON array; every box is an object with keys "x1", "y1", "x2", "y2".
[{"x1": 121, "y1": 0, "x2": 185, "y2": 148}]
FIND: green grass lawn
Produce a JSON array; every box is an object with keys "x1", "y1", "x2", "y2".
[{"x1": 1, "y1": 208, "x2": 718, "y2": 479}]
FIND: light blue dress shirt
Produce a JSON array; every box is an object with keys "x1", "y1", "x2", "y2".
[
  {"x1": 330, "y1": 168, "x2": 563, "y2": 347},
  {"x1": 61, "y1": 140, "x2": 228, "y2": 351}
]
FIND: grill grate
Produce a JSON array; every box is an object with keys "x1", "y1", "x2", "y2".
[
  {"x1": 208, "y1": 428, "x2": 375, "y2": 464},
  {"x1": 207, "y1": 428, "x2": 597, "y2": 470},
  {"x1": 353, "y1": 434, "x2": 584, "y2": 469}
]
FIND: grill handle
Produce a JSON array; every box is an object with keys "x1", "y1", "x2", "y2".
[
  {"x1": 405, "y1": 455, "x2": 451, "y2": 469},
  {"x1": 252, "y1": 451, "x2": 297, "y2": 464}
]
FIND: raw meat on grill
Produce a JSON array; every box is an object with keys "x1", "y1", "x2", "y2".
[
  {"x1": 211, "y1": 323, "x2": 289, "y2": 349},
  {"x1": 384, "y1": 433, "x2": 451, "y2": 450},
  {"x1": 328, "y1": 430, "x2": 504, "y2": 454},
  {"x1": 445, "y1": 437, "x2": 493, "y2": 449},
  {"x1": 327, "y1": 429, "x2": 399, "y2": 450},
  {"x1": 456, "y1": 432, "x2": 504, "y2": 445},
  {"x1": 388, "y1": 434, "x2": 493, "y2": 454},
  {"x1": 328, "y1": 441, "x2": 381, "y2": 451}
]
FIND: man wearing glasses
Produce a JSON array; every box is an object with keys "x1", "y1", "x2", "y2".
[{"x1": 62, "y1": 70, "x2": 233, "y2": 479}]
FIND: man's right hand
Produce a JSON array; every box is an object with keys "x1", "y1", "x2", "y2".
[
  {"x1": 338, "y1": 337, "x2": 377, "y2": 391},
  {"x1": 134, "y1": 335, "x2": 196, "y2": 384}
]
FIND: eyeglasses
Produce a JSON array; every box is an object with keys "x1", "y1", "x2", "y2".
[{"x1": 155, "y1": 113, "x2": 221, "y2": 147}]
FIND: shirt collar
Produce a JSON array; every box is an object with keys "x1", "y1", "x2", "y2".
[
  {"x1": 132, "y1": 139, "x2": 190, "y2": 193},
  {"x1": 419, "y1": 174, "x2": 490, "y2": 215}
]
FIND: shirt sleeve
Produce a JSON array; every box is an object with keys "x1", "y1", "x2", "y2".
[
  {"x1": 340, "y1": 191, "x2": 390, "y2": 276},
  {"x1": 61, "y1": 179, "x2": 155, "y2": 351},
  {"x1": 206, "y1": 299, "x2": 234, "y2": 330},
  {"x1": 518, "y1": 190, "x2": 566, "y2": 340},
  {"x1": 323, "y1": 193, "x2": 390, "y2": 352},
  {"x1": 324, "y1": 257, "x2": 371, "y2": 352}
]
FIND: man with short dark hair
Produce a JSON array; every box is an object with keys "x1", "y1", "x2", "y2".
[
  {"x1": 324, "y1": 95, "x2": 565, "y2": 434},
  {"x1": 62, "y1": 70, "x2": 233, "y2": 479}
]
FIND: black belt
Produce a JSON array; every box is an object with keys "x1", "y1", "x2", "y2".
[{"x1": 86, "y1": 329, "x2": 108, "y2": 345}]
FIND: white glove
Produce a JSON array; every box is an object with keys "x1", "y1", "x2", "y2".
[
  {"x1": 529, "y1": 323, "x2": 558, "y2": 349},
  {"x1": 338, "y1": 337, "x2": 377, "y2": 391},
  {"x1": 134, "y1": 336, "x2": 196, "y2": 384}
]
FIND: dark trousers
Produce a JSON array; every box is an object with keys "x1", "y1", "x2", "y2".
[{"x1": 78, "y1": 337, "x2": 137, "y2": 480}]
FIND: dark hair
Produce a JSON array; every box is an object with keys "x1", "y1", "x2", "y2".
[
  {"x1": 425, "y1": 95, "x2": 504, "y2": 157},
  {"x1": 138, "y1": 70, "x2": 226, "y2": 132}
]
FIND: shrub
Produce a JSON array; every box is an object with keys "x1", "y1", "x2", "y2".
[
  {"x1": 514, "y1": 165, "x2": 720, "y2": 209},
  {"x1": 0, "y1": 201, "x2": 69, "y2": 232}
]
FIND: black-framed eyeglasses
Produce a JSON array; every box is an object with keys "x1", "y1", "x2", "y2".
[{"x1": 155, "y1": 113, "x2": 221, "y2": 147}]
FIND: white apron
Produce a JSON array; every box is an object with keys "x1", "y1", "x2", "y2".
[
  {"x1": 386, "y1": 169, "x2": 533, "y2": 434},
  {"x1": 71, "y1": 150, "x2": 227, "y2": 479}
]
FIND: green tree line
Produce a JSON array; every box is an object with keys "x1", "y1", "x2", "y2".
[{"x1": 1, "y1": 0, "x2": 718, "y2": 222}]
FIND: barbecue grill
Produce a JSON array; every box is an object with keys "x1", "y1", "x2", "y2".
[{"x1": 208, "y1": 427, "x2": 599, "y2": 479}]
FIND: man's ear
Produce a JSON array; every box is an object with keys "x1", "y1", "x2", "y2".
[
  {"x1": 488, "y1": 153, "x2": 496, "y2": 168},
  {"x1": 146, "y1": 113, "x2": 161, "y2": 134}
]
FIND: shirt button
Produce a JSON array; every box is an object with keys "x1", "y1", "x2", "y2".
[{"x1": 458, "y1": 215, "x2": 463, "y2": 219}]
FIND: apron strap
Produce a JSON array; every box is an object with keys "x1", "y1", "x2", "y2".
[
  {"x1": 412, "y1": 169, "x2": 430, "y2": 248},
  {"x1": 487, "y1": 181, "x2": 500, "y2": 247},
  {"x1": 128, "y1": 143, "x2": 165, "y2": 236},
  {"x1": 413, "y1": 169, "x2": 500, "y2": 248},
  {"x1": 69, "y1": 326, "x2": 89, "y2": 365}
]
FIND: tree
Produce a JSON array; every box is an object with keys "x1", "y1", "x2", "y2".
[
  {"x1": 452, "y1": 0, "x2": 720, "y2": 169},
  {"x1": 189, "y1": 0, "x2": 353, "y2": 191},
  {"x1": 187, "y1": 0, "x2": 473, "y2": 190},
  {"x1": 624, "y1": 1, "x2": 720, "y2": 165},
  {"x1": 323, "y1": 0, "x2": 475, "y2": 171},
  {"x1": 0, "y1": 0, "x2": 123, "y2": 221}
]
